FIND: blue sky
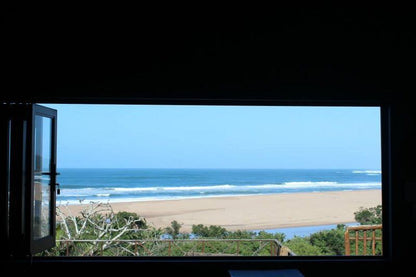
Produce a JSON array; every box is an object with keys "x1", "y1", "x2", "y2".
[{"x1": 44, "y1": 104, "x2": 381, "y2": 169}]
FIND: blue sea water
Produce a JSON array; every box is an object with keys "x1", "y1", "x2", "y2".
[
  {"x1": 56, "y1": 168, "x2": 381, "y2": 205},
  {"x1": 256, "y1": 223, "x2": 360, "y2": 240}
]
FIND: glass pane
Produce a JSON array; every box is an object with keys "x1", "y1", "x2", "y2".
[{"x1": 33, "y1": 116, "x2": 52, "y2": 240}]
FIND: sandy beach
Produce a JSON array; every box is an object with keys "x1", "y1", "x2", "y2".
[{"x1": 60, "y1": 189, "x2": 381, "y2": 232}]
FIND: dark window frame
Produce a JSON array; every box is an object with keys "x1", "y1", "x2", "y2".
[
  {"x1": 29, "y1": 105, "x2": 57, "y2": 254},
  {"x1": 4, "y1": 104, "x2": 58, "y2": 256},
  {"x1": 29, "y1": 98, "x2": 392, "y2": 266},
  {"x1": 0, "y1": 107, "x2": 12, "y2": 257}
]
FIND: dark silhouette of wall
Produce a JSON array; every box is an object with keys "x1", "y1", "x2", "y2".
[{"x1": 2, "y1": 9, "x2": 416, "y2": 276}]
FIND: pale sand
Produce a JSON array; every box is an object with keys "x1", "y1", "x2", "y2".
[{"x1": 60, "y1": 190, "x2": 381, "y2": 232}]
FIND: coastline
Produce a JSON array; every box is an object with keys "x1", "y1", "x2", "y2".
[{"x1": 59, "y1": 189, "x2": 382, "y2": 233}]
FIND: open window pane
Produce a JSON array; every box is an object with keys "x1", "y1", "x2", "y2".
[
  {"x1": 3, "y1": 104, "x2": 57, "y2": 256},
  {"x1": 33, "y1": 116, "x2": 52, "y2": 240},
  {"x1": 30, "y1": 104, "x2": 57, "y2": 254}
]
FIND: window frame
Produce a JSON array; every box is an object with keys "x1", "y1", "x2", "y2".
[
  {"x1": 30, "y1": 98, "x2": 392, "y2": 265},
  {"x1": 28, "y1": 105, "x2": 58, "y2": 254},
  {"x1": 0, "y1": 107, "x2": 12, "y2": 257},
  {"x1": 4, "y1": 104, "x2": 58, "y2": 256}
]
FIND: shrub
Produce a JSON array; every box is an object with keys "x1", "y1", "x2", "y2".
[
  {"x1": 354, "y1": 205, "x2": 382, "y2": 225},
  {"x1": 165, "y1": 220, "x2": 182, "y2": 239},
  {"x1": 309, "y1": 224, "x2": 346, "y2": 255},
  {"x1": 256, "y1": 230, "x2": 286, "y2": 243},
  {"x1": 285, "y1": 236, "x2": 324, "y2": 256},
  {"x1": 191, "y1": 224, "x2": 228, "y2": 238}
]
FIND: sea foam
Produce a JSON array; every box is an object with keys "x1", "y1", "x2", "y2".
[
  {"x1": 62, "y1": 181, "x2": 381, "y2": 195},
  {"x1": 352, "y1": 170, "x2": 381, "y2": 174}
]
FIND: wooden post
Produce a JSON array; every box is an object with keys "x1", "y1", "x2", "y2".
[
  {"x1": 380, "y1": 232, "x2": 383, "y2": 255},
  {"x1": 372, "y1": 230, "x2": 376, "y2": 255},
  {"x1": 355, "y1": 231, "x2": 359, "y2": 255},
  {"x1": 236, "y1": 241, "x2": 240, "y2": 256},
  {"x1": 270, "y1": 241, "x2": 273, "y2": 256},
  {"x1": 66, "y1": 241, "x2": 69, "y2": 256},
  {"x1": 363, "y1": 231, "x2": 367, "y2": 255},
  {"x1": 344, "y1": 231, "x2": 350, "y2": 255},
  {"x1": 134, "y1": 241, "x2": 138, "y2": 256},
  {"x1": 202, "y1": 241, "x2": 205, "y2": 254}
]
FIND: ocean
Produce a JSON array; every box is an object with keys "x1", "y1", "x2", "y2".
[
  {"x1": 56, "y1": 168, "x2": 381, "y2": 205},
  {"x1": 254, "y1": 223, "x2": 360, "y2": 239}
]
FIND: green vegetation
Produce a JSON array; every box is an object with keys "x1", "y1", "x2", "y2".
[
  {"x1": 284, "y1": 224, "x2": 346, "y2": 256},
  {"x1": 354, "y1": 205, "x2": 382, "y2": 225},
  {"x1": 192, "y1": 224, "x2": 228, "y2": 238},
  {"x1": 284, "y1": 236, "x2": 324, "y2": 256},
  {"x1": 309, "y1": 225, "x2": 346, "y2": 255},
  {"x1": 164, "y1": 220, "x2": 190, "y2": 239},
  {"x1": 191, "y1": 225, "x2": 285, "y2": 242},
  {"x1": 40, "y1": 203, "x2": 164, "y2": 256},
  {"x1": 284, "y1": 206, "x2": 383, "y2": 256},
  {"x1": 41, "y1": 203, "x2": 383, "y2": 256}
]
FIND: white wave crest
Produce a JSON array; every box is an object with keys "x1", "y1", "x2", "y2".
[
  {"x1": 352, "y1": 170, "x2": 381, "y2": 174},
  {"x1": 112, "y1": 187, "x2": 158, "y2": 192},
  {"x1": 163, "y1": 185, "x2": 234, "y2": 191},
  {"x1": 57, "y1": 181, "x2": 381, "y2": 202},
  {"x1": 254, "y1": 182, "x2": 380, "y2": 190},
  {"x1": 59, "y1": 187, "x2": 96, "y2": 197},
  {"x1": 95, "y1": 193, "x2": 111, "y2": 197},
  {"x1": 281, "y1": 181, "x2": 338, "y2": 188},
  {"x1": 107, "y1": 182, "x2": 380, "y2": 192}
]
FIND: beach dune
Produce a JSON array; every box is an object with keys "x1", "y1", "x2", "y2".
[{"x1": 61, "y1": 190, "x2": 381, "y2": 233}]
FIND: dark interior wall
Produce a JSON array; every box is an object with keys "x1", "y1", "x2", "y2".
[
  {"x1": 2, "y1": 8, "x2": 416, "y2": 276},
  {"x1": 2, "y1": 10, "x2": 414, "y2": 103},
  {"x1": 390, "y1": 103, "x2": 416, "y2": 262}
]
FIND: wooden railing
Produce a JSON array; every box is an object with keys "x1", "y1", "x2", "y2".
[
  {"x1": 55, "y1": 239, "x2": 295, "y2": 257},
  {"x1": 344, "y1": 225, "x2": 382, "y2": 256}
]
